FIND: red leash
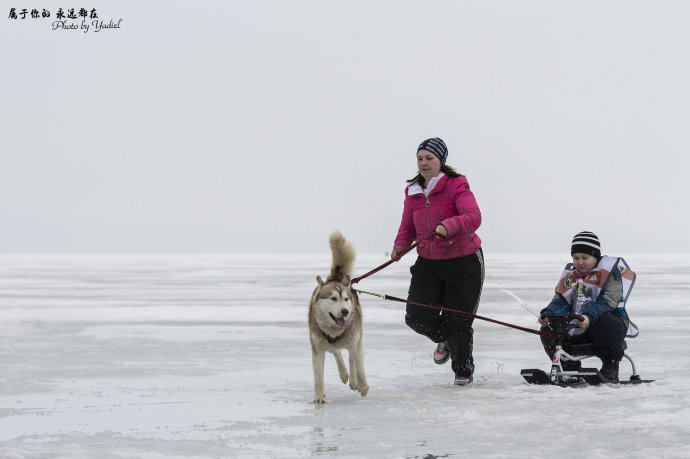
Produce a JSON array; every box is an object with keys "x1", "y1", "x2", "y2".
[
  {"x1": 353, "y1": 289, "x2": 562, "y2": 340},
  {"x1": 350, "y1": 230, "x2": 436, "y2": 285}
]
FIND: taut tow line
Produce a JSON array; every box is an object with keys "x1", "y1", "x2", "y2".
[
  {"x1": 349, "y1": 231, "x2": 561, "y2": 339},
  {"x1": 353, "y1": 288, "x2": 561, "y2": 339}
]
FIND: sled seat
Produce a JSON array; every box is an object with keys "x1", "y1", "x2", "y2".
[{"x1": 571, "y1": 341, "x2": 627, "y2": 356}]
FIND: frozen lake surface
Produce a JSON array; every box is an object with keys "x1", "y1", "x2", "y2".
[{"x1": 1, "y1": 253, "x2": 689, "y2": 458}]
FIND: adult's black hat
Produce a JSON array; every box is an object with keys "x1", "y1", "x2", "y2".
[{"x1": 417, "y1": 137, "x2": 448, "y2": 163}]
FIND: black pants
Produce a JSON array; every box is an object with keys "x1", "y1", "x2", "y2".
[
  {"x1": 404, "y1": 248, "x2": 484, "y2": 377},
  {"x1": 540, "y1": 311, "x2": 627, "y2": 362}
]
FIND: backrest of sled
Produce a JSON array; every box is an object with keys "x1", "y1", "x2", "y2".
[{"x1": 562, "y1": 256, "x2": 639, "y2": 338}]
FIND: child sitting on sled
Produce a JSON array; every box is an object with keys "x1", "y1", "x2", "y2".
[{"x1": 538, "y1": 231, "x2": 637, "y2": 382}]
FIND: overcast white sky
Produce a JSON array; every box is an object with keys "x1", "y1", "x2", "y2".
[{"x1": 2, "y1": 1, "x2": 689, "y2": 254}]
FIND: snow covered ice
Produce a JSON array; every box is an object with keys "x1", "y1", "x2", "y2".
[{"x1": 1, "y1": 253, "x2": 689, "y2": 458}]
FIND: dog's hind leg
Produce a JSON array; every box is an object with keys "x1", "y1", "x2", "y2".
[
  {"x1": 350, "y1": 343, "x2": 369, "y2": 397},
  {"x1": 312, "y1": 348, "x2": 327, "y2": 403},
  {"x1": 333, "y1": 350, "x2": 349, "y2": 384},
  {"x1": 348, "y1": 349, "x2": 359, "y2": 392}
]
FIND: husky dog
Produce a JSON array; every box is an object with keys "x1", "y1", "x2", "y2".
[{"x1": 309, "y1": 231, "x2": 369, "y2": 403}]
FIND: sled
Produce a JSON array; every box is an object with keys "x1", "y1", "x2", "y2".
[{"x1": 522, "y1": 313, "x2": 654, "y2": 386}]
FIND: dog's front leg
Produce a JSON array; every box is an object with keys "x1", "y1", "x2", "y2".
[
  {"x1": 333, "y1": 350, "x2": 349, "y2": 384},
  {"x1": 312, "y1": 348, "x2": 327, "y2": 403}
]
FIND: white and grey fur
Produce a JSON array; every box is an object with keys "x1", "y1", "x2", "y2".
[{"x1": 308, "y1": 231, "x2": 368, "y2": 403}]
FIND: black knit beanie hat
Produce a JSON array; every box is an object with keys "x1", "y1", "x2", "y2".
[
  {"x1": 417, "y1": 137, "x2": 448, "y2": 163},
  {"x1": 571, "y1": 231, "x2": 601, "y2": 259}
]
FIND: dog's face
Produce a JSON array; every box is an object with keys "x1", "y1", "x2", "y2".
[{"x1": 311, "y1": 275, "x2": 354, "y2": 333}]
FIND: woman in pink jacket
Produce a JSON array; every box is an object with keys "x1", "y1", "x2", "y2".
[{"x1": 392, "y1": 137, "x2": 484, "y2": 386}]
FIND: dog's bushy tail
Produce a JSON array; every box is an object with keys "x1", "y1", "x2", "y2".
[{"x1": 327, "y1": 231, "x2": 355, "y2": 282}]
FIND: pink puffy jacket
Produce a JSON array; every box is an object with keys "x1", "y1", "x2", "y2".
[{"x1": 393, "y1": 175, "x2": 482, "y2": 260}]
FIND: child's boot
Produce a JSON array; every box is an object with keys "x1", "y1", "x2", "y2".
[{"x1": 600, "y1": 359, "x2": 620, "y2": 382}]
